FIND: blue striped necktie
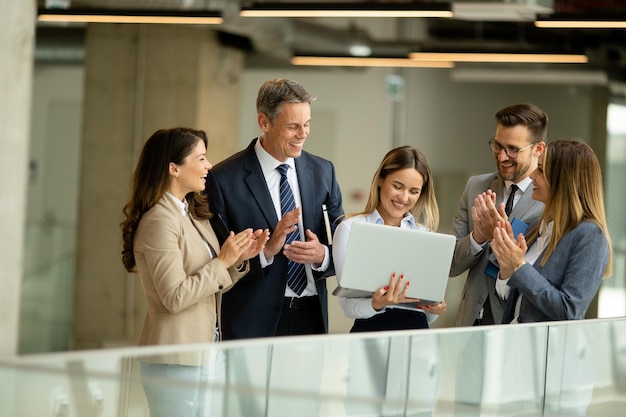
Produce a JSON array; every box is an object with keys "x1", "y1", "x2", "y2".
[{"x1": 277, "y1": 164, "x2": 307, "y2": 295}]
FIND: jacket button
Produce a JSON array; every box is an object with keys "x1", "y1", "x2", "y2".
[{"x1": 218, "y1": 285, "x2": 223, "y2": 290}]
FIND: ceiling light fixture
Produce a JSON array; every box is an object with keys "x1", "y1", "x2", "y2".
[
  {"x1": 409, "y1": 52, "x2": 588, "y2": 64},
  {"x1": 535, "y1": 15, "x2": 626, "y2": 29},
  {"x1": 37, "y1": 8, "x2": 223, "y2": 25},
  {"x1": 239, "y1": 2, "x2": 453, "y2": 18},
  {"x1": 290, "y1": 56, "x2": 454, "y2": 68}
]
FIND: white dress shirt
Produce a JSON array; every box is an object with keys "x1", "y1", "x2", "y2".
[{"x1": 253, "y1": 137, "x2": 329, "y2": 297}]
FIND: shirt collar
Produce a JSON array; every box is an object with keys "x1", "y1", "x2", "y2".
[
  {"x1": 166, "y1": 192, "x2": 188, "y2": 216},
  {"x1": 504, "y1": 176, "x2": 533, "y2": 193},
  {"x1": 364, "y1": 209, "x2": 417, "y2": 228},
  {"x1": 254, "y1": 136, "x2": 295, "y2": 176},
  {"x1": 540, "y1": 219, "x2": 554, "y2": 237}
]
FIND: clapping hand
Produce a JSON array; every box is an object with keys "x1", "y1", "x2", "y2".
[
  {"x1": 472, "y1": 190, "x2": 508, "y2": 243},
  {"x1": 490, "y1": 219, "x2": 527, "y2": 279},
  {"x1": 218, "y1": 228, "x2": 269, "y2": 269}
]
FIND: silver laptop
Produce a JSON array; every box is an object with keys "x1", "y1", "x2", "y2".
[{"x1": 333, "y1": 221, "x2": 455, "y2": 305}]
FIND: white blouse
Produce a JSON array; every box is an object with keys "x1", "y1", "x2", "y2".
[{"x1": 332, "y1": 210, "x2": 438, "y2": 324}]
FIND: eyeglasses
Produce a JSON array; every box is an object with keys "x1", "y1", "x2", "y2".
[{"x1": 488, "y1": 139, "x2": 535, "y2": 159}]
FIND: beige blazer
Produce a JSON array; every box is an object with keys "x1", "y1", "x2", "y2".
[{"x1": 134, "y1": 195, "x2": 248, "y2": 365}]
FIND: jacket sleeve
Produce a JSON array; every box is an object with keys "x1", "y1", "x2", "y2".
[
  {"x1": 450, "y1": 177, "x2": 487, "y2": 277},
  {"x1": 509, "y1": 222, "x2": 609, "y2": 321},
  {"x1": 136, "y1": 213, "x2": 235, "y2": 314}
]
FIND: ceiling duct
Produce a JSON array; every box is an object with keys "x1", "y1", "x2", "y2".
[
  {"x1": 453, "y1": 0, "x2": 553, "y2": 21},
  {"x1": 32, "y1": 0, "x2": 626, "y2": 82},
  {"x1": 35, "y1": 27, "x2": 85, "y2": 64}
]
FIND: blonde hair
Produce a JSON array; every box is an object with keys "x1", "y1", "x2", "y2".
[
  {"x1": 527, "y1": 140, "x2": 612, "y2": 278},
  {"x1": 346, "y1": 146, "x2": 439, "y2": 231}
]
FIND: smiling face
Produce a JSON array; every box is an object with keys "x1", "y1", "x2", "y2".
[
  {"x1": 493, "y1": 124, "x2": 540, "y2": 182},
  {"x1": 529, "y1": 152, "x2": 550, "y2": 205},
  {"x1": 258, "y1": 102, "x2": 311, "y2": 162},
  {"x1": 376, "y1": 168, "x2": 424, "y2": 226},
  {"x1": 168, "y1": 139, "x2": 212, "y2": 200}
]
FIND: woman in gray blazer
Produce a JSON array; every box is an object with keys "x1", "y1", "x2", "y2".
[
  {"x1": 489, "y1": 139, "x2": 613, "y2": 323},
  {"x1": 120, "y1": 127, "x2": 268, "y2": 417}
]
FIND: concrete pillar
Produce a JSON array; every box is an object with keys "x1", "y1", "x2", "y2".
[
  {"x1": 0, "y1": 0, "x2": 35, "y2": 355},
  {"x1": 72, "y1": 24, "x2": 244, "y2": 349}
]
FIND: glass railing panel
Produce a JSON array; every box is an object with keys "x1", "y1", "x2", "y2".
[
  {"x1": 545, "y1": 319, "x2": 626, "y2": 417},
  {"x1": 1, "y1": 353, "x2": 129, "y2": 417},
  {"x1": 431, "y1": 325, "x2": 548, "y2": 417},
  {"x1": 4, "y1": 318, "x2": 626, "y2": 416}
]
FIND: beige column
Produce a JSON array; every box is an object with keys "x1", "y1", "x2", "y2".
[
  {"x1": 0, "y1": 0, "x2": 35, "y2": 355},
  {"x1": 72, "y1": 24, "x2": 243, "y2": 349}
]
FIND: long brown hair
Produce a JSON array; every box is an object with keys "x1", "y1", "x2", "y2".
[
  {"x1": 120, "y1": 127, "x2": 211, "y2": 272},
  {"x1": 347, "y1": 146, "x2": 439, "y2": 232},
  {"x1": 527, "y1": 140, "x2": 613, "y2": 277}
]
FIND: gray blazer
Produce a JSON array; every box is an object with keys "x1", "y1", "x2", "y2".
[
  {"x1": 450, "y1": 172, "x2": 544, "y2": 326},
  {"x1": 503, "y1": 220, "x2": 609, "y2": 323}
]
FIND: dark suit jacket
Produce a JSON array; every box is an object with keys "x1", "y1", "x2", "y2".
[
  {"x1": 206, "y1": 138, "x2": 344, "y2": 339},
  {"x1": 502, "y1": 220, "x2": 609, "y2": 323}
]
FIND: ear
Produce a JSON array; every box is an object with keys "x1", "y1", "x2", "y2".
[
  {"x1": 168, "y1": 162, "x2": 179, "y2": 178},
  {"x1": 258, "y1": 112, "x2": 270, "y2": 132},
  {"x1": 534, "y1": 141, "x2": 546, "y2": 157}
]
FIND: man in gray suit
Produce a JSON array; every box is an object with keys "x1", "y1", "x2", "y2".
[{"x1": 450, "y1": 103, "x2": 548, "y2": 326}]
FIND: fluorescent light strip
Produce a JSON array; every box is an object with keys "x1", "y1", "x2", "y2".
[
  {"x1": 37, "y1": 9, "x2": 223, "y2": 25},
  {"x1": 409, "y1": 52, "x2": 588, "y2": 64},
  {"x1": 241, "y1": 10, "x2": 453, "y2": 18},
  {"x1": 240, "y1": 2, "x2": 453, "y2": 18},
  {"x1": 535, "y1": 20, "x2": 626, "y2": 29},
  {"x1": 291, "y1": 56, "x2": 454, "y2": 68}
]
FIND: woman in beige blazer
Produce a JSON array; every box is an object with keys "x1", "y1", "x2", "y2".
[{"x1": 120, "y1": 127, "x2": 268, "y2": 417}]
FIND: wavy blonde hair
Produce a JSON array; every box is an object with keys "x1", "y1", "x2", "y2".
[{"x1": 527, "y1": 139, "x2": 612, "y2": 278}]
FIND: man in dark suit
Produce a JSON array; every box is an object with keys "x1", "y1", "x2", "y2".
[{"x1": 206, "y1": 78, "x2": 344, "y2": 339}]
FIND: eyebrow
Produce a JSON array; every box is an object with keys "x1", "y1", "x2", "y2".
[{"x1": 392, "y1": 180, "x2": 421, "y2": 190}]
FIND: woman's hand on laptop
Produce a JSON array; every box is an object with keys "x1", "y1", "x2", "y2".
[
  {"x1": 423, "y1": 300, "x2": 447, "y2": 315},
  {"x1": 371, "y1": 272, "x2": 419, "y2": 311}
]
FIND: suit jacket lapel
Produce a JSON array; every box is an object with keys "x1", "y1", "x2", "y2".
[
  {"x1": 243, "y1": 140, "x2": 280, "y2": 227},
  {"x1": 295, "y1": 155, "x2": 314, "y2": 229},
  {"x1": 510, "y1": 184, "x2": 539, "y2": 219},
  {"x1": 188, "y1": 216, "x2": 220, "y2": 257}
]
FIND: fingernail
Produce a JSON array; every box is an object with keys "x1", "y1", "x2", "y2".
[
  {"x1": 400, "y1": 274, "x2": 404, "y2": 279},
  {"x1": 383, "y1": 286, "x2": 389, "y2": 291},
  {"x1": 406, "y1": 281, "x2": 410, "y2": 286}
]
